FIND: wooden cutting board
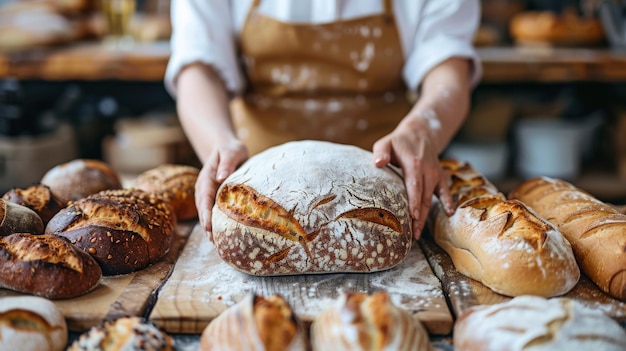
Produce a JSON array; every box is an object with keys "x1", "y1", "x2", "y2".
[
  {"x1": 0, "y1": 222, "x2": 195, "y2": 332},
  {"x1": 149, "y1": 224, "x2": 453, "y2": 335},
  {"x1": 420, "y1": 231, "x2": 626, "y2": 328}
]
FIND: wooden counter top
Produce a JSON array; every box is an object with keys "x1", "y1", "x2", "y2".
[{"x1": 2, "y1": 42, "x2": 626, "y2": 82}]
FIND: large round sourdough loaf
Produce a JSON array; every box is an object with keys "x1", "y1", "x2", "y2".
[
  {"x1": 509, "y1": 177, "x2": 626, "y2": 301},
  {"x1": 0, "y1": 296, "x2": 68, "y2": 351},
  {"x1": 45, "y1": 189, "x2": 175, "y2": 275},
  {"x1": 0, "y1": 233, "x2": 102, "y2": 299},
  {"x1": 212, "y1": 140, "x2": 412, "y2": 276},
  {"x1": 454, "y1": 295, "x2": 626, "y2": 351},
  {"x1": 430, "y1": 159, "x2": 580, "y2": 297}
]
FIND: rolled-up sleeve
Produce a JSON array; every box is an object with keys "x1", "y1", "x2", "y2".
[
  {"x1": 403, "y1": 0, "x2": 482, "y2": 91},
  {"x1": 165, "y1": 0, "x2": 245, "y2": 97}
]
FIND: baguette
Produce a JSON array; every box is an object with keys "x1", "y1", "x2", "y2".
[
  {"x1": 509, "y1": 177, "x2": 626, "y2": 300},
  {"x1": 430, "y1": 159, "x2": 579, "y2": 297}
]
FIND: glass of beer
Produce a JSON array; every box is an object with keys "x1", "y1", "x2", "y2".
[{"x1": 100, "y1": 0, "x2": 136, "y2": 49}]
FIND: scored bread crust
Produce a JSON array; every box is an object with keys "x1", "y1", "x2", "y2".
[
  {"x1": 0, "y1": 233, "x2": 102, "y2": 299},
  {"x1": 200, "y1": 294, "x2": 306, "y2": 351},
  {"x1": 134, "y1": 164, "x2": 200, "y2": 221},
  {"x1": 2, "y1": 184, "x2": 68, "y2": 225},
  {"x1": 453, "y1": 295, "x2": 626, "y2": 351},
  {"x1": 45, "y1": 189, "x2": 175, "y2": 275},
  {"x1": 212, "y1": 141, "x2": 412, "y2": 275},
  {"x1": 430, "y1": 159, "x2": 580, "y2": 297},
  {"x1": 509, "y1": 177, "x2": 626, "y2": 301}
]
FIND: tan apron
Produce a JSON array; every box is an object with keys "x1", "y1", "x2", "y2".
[{"x1": 232, "y1": 0, "x2": 412, "y2": 155}]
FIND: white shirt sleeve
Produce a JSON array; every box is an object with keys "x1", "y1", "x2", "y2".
[
  {"x1": 164, "y1": 0, "x2": 245, "y2": 97},
  {"x1": 402, "y1": 0, "x2": 482, "y2": 91}
]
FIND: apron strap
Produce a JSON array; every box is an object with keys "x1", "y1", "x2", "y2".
[{"x1": 383, "y1": 0, "x2": 393, "y2": 15}]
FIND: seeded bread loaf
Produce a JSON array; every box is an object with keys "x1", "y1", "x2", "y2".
[
  {"x1": 3, "y1": 184, "x2": 68, "y2": 225},
  {"x1": 509, "y1": 177, "x2": 626, "y2": 301},
  {"x1": 0, "y1": 233, "x2": 101, "y2": 299},
  {"x1": 311, "y1": 291, "x2": 431, "y2": 351},
  {"x1": 41, "y1": 159, "x2": 122, "y2": 202},
  {"x1": 212, "y1": 140, "x2": 413, "y2": 275},
  {"x1": 45, "y1": 189, "x2": 175, "y2": 275},
  {"x1": 134, "y1": 164, "x2": 200, "y2": 221},
  {"x1": 430, "y1": 159, "x2": 580, "y2": 297},
  {"x1": 0, "y1": 199, "x2": 45, "y2": 237},
  {"x1": 0, "y1": 296, "x2": 68, "y2": 351},
  {"x1": 200, "y1": 294, "x2": 306, "y2": 351}
]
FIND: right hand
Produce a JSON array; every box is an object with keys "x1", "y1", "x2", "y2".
[{"x1": 195, "y1": 139, "x2": 248, "y2": 241}]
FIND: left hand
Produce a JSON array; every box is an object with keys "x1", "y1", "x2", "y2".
[{"x1": 372, "y1": 115, "x2": 454, "y2": 240}]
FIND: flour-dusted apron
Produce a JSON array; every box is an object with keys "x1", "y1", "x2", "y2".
[{"x1": 232, "y1": 0, "x2": 412, "y2": 155}]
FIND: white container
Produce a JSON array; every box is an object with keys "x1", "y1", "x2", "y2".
[
  {"x1": 514, "y1": 118, "x2": 584, "y2": 180},
  {"x1": 444, "y1": 141, "x2": 509, "y2": 181}
]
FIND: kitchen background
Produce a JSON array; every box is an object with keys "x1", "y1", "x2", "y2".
[{"x1": 0, "y1": 0, "x2": 625, "y2": 204}]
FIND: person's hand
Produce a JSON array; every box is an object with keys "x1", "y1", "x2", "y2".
[
  {"x1": 195, "y1": 139, "x2": 248, "y2": 241},
  {"x1": 372, "y1": 115, "x2": 455, "y2": 240}
]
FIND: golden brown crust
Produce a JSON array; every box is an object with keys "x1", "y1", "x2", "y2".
[
  {"x1": 510, "y1": 10, "x2": 605, "y2": 46},
  {"x1": 45, "y1": 189, "x2": 175, "y2": 275},
  {"x1": 253, "y1": 295, "x2": 298, "y2": 351},
  {"x1": 509, "y1": 177, "x2": 626, "y2": 300},
  {"x1": 134, "y1": 164, "x2": 200, "y2": 221},
  {"x1": 3, "y1": 184, "x2": 68, "y2": 225},
  {"x1": 431, "y1": 159, "x2": 580, "y2": 297},
  {"x1": 41, "y1": 159, "x2": 122, "y2": 202},
  {"x1": 0, "y1": 233, "x2": 101, "y2": 299},
  {"x1": 0, "y1": 199, "x2": 45, "y2": 237}
]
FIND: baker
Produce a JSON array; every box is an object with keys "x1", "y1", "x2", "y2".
[{"x1": 165, "y1": 0, "x2": 482, "y2": 239}]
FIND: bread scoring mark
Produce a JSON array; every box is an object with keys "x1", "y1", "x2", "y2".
[
  {"x1": 1, "y1": 234, "x2": 83, "y2": 272},
  {"x1": 335, "y1": 208, "x2": 403, "y2": 234},
  {"x1": 310, "y1": 194, "x2": 337, "y2": 210},
  {"x1": 0, "y1": 309, "x2": 59, "y2": 339}
]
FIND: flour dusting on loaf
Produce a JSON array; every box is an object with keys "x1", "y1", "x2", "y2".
[{"x1": 212, "y1": 140, "x2": 412, "y2": 275}]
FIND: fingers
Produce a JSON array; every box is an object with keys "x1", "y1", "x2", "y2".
[
  {"x1": 196, "y1": 153, "x2": 219, "y2": 241},
  {"x1": 436, "y1": 173, "x2": 455, "y2": 216},
  {"x1": 372, "y1": 137, "x2": 392, "y2": 167}
]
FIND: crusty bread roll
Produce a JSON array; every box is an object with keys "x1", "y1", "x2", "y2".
[
  {"x1": 134, "y1": 164, "x2": 199, "y2": 221},
  {"x1": 200, "y1": 293, "x2": 306, "y2": 351},
  {"x1": 45, "y1": 189, "x2": 175, "y2": 275},
  {"x1": 0, "y1": 233, "x2": 101, "y2": 299},
  {"x1": 454, "y1": 295, "x2": 626, "y2": 351},
  {"x1": 68, "y1": 316, "x2": 174, "y2": 351},
  {"x1": 430, "y1": 159, "x2": 579, "y2": 297},
  {"x1": 41, "y1": 159, "x2": 123, "y2": 202},
  {"x1": 2, "y1": 184, "x2": 68, "y2": 225},
  {"x1": 0, "y1": 199, "x2": 45, "y2": 237},
  {"x1": 0, "y1": 295, "x2": 68, "y2": 351},
  {"x1": 311, "y1": 291, "x2": 431, "y2": 351},
  {"x1": 509, "y1": 177, "x2": 626, "y2": 301},
  {"x1": 212, "y1": 140, "x2": 412, "y2": 275}
]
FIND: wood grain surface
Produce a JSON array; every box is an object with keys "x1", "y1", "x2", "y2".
[
  {"x1": 420, "y1": 229, "x2": 626, "y2": 328},
  {"x1": 0, "y1": 221, "x2": 195, "y2": 332},
  {"x1": 149, "y1": 224, "x2": 453, "y2": 335}
]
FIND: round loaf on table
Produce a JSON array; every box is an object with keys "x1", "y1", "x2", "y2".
[
  {"x1": 0, "y1": 296, "x2": 68, "y2": 351},
  {"x1": 0, "y1": 199, "x2": 45, "y2": 237},
  {"x1": 133, "y1": 164, "x2": 200, "y2": 221},
  {"x1": 311, "y1": 291, "x2": 431, "y2": 351},
  {"x1": 67, "y1": 316, "x2": 174, "y2": 351},
  {"x1": 41, "y1": 159, "x2": 123, "y2": 202},
  {"x1": 45, "y1": 189, "x2": 175, "y2": 275},
  {"x1": 200, "y1": 293, "x2": 306, "y2": 351},
  {"x1": 454, "y1": 295, "x2": 626, "y2": 351},
  {"x1": 0, "y1": 233, "x2": 102, "y2": 299},
  {"x1": 212, "y1": 140, "x2": 413, "y2": 276},
  {"x1": 3, "y1": 184, "x2": 68, "y2": 225},
  {"x1": 431, "y1": 159, "x2": 580, "y2": 297}
]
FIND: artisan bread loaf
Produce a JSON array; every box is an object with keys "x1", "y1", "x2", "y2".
[
  {"x1": 45, "y1": 189, "x2": 175, "y2": 275},
  {"x1": 0, "y1": 199, "x2": 45, "y2": 237},
  {"x1": 0, "y1": 296, "x2": 68, "y2": 351},
  {"x1": 509, "y1": 177, "x2": 626, "y2": 300},
  {"x1": 200, "y1": 293, "x2": 306, "y2": 351},
  {"x1": 311, "y1": 291, "x2": 430, "y2": 351},
  {"x1": 68, "y1": 316, "x2": 174, "y2": 351},
  {"x1": 3, "y1": 184, "x2": 68, "y2": 225},
  {"x1": 0, "y1": 233, "x2": 101, "y2": 299},
  {"x1": 212, "y1": 140, "x2": 412, "y2": 275},
  {"x1": 430, "y1": 159, "x2": 579, "y2": 297},
  {"x1": 41, "y1": 159, "x2": 122, "y2": 202},
  {"x1": 134, "y1": 164, "x2": 200, "y2": 221},
  {"x1": 509, "y1": 10, "x2": 605, "y2": 46},
  {"x1": 454, "y1": 295, "x2": 626, "y2": 351}
]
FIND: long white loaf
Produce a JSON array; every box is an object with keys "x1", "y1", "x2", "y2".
[{"x1": 211, "y1": 140, "x2": 413, "y2": 275}]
